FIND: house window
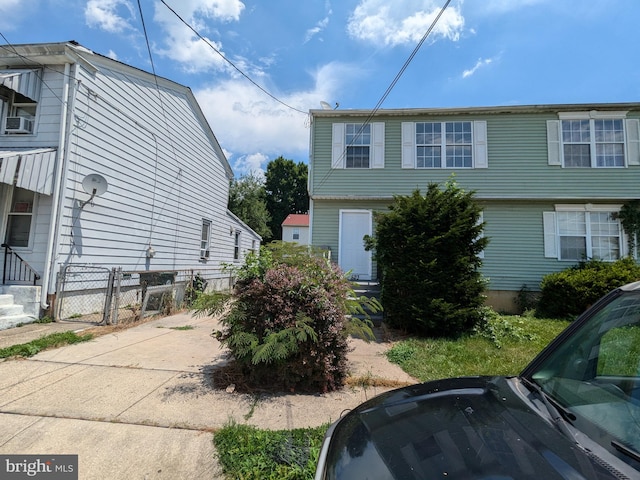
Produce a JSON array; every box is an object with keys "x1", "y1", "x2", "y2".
[
  {"x1": 416, "y1": 122, "x2": 473, "y2": 168},
  {"x1": 345, "y1": 123, "x2": 371, "y2": 168},
  {"x1": 544, "y1": 207, "x2": 622, "y2": 261},
  {"x1": 293, "y1": 227, "x2": 300, "y2": 240},
  {"x1": 402, "y1": 121, "x2": 487, "y2": 169},
  {"x1": 5, "y1": 188, "x2": 34, "y2": 247},
  {"x1": 200, "y1": 220, "x2": 211, "y2": 259},
  {"x1": 331, "y1": 122, "x2": 385, "y2": 169},
  {"x1": 0, "y1": 70, "x2": 41, "y2": 135},
  {"x1": 562, "y1": 119, "x2": 625, "y2": 168},
  {"x1": 234, "y1": 231, "x2": 241, "y2": 260}
]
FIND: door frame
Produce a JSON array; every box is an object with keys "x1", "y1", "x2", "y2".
[{"x1": 338, "y1": 209, "x2": 372, "y2": 280}]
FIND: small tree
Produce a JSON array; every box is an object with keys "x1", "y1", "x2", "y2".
[
  {"x1": 228, "y1": 172, "x2": 271, "y2": 240},
  {"x1": 365, "y1": 180, "x2": 488, "y2": 338},
  {"x1": 193, "y1": 242, "x2": 377, "y2": 393}
]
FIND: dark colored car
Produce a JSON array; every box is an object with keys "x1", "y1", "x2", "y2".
[{"x1": 315, "y1": 282, "x2": 640, "y2": 479}]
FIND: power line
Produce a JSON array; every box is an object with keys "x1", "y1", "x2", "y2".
[
  {"x1": 159, "y1": 0, "x2": 308, "y2": 116},
  {"x1": 315, "y1": 0, "x2": 452, "y2": 190}
]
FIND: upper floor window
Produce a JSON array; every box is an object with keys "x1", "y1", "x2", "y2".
[
  {"x1": 331, "y1": 122, "x2": 385, "y2": 169},
  {"x1": 402, "y1": 120, "x2": 487, "y2": 169},
  {"x1": 547, "y1": 113, "x2": 640, "y2": 168},
  {"x1": 562, "y1": 119, "x2": 624, "y2": 167},
  {"x1": 345, "y1": 123, "x2": 370, "y2": 168},
  {"x1": 543, "y1": 206, "x2": 623, "y2": 261},
  {"x1": 0, "y1": 69, "x2": 41, "y2": 135}
]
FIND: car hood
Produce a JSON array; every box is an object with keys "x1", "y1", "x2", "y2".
[{"x1": 318, "y1": 376, "x2": 623, "y2": 479}]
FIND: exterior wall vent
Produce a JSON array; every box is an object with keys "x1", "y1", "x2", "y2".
[{"x1": 5, "y1": 116, "x2": 33, "y2": 133}]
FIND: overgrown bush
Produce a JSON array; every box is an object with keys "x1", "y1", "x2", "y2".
[
  {"x1": 365, "y1": 180, "x2": 488, "y2": 338},
  {"x1": 193, "y1": 242, "x2": 377, "y2": 393},
  {"x1": 538, "y1": 257, "x2": 640, "y2": 318}
]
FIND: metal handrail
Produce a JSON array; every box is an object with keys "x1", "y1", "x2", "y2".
[{"x1": 2, "y1": 243, "x2": 41, "y2": 285}]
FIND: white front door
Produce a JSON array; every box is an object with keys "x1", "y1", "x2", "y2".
[{"x1": 339, "y1": 210, "x2": 372, "y2": 280}]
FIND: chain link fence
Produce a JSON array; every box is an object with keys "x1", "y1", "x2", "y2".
[{"x1": 55, "y1": 265, "x2": 233, "y2": 324}]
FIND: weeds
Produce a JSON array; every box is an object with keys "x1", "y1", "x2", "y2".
[{"x1": 0, "y1": 331, "x2": 93, "y2": 359}]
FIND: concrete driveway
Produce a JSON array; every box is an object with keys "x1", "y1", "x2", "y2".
[{"x1": 0, "y1": 312, "x2": 415, "y2": 479}]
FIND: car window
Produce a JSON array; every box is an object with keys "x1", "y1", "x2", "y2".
[{"x1": 529, "y1": 291, "x2": 640, "y2": 456}]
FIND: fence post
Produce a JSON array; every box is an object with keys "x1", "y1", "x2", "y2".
[
  {"x1": 54, "y1": 265, "x2": 68, "y2": 322},
  {"x1": 102, "y1": 268, "x2": 115, "y2": 325},
  {"x1": 112, "y1": 267, "x2": 122, "y2": 325}
]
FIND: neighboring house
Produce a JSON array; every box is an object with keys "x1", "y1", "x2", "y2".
[
  {"x1": 0, "y1": 41, "x2": 260, "y2": 328},
  {"x1": 281, "y1": 213, "x2": 310, "y2": 245},
  {"x1": 308, "y1": 103, "x2": 640, "y2": 312}
]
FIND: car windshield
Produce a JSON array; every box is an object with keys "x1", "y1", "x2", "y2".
[{"x1": 528, "y1": 290, "x2": 640, "y2": 456}]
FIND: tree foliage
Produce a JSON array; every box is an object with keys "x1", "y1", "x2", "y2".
[
  {"x1": 193, "y1": 242, "x2": 378, "y2": 393},
  {"x1": 365, "y1": 179, "x2": 489, "y2": 338},
  {"x1": 265, "y1": 157, "x2": 309, "y2": 242},
  {"x1": 228, "y1": 172, "x2": 271, "y2": 239}
]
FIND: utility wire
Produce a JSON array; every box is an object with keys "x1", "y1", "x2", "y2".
[
  {"x1": 160, "y1": 0, "x2": 308, "y2": 115},
  {"x1": 316, "y1": 0, "x2": 452, "y2": 190}
]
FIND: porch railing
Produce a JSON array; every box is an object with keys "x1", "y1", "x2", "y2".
[{"x1": 2, "y1": 244, "x2": 40, "y2": 286}]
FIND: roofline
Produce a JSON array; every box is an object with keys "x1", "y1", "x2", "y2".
[
  {"x1": 309, "y1": 102, "x2": 640, "y2": 118},
  {"x1": 1, "y1": 41, "x2": 234, "y2": 179}
]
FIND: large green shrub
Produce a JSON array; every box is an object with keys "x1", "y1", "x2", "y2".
[
  {"x1": 538, "y1": 257, "x2": 640, "y2": 318},
  {"x1": 365, "y1": 180, "x2": 488, "y2": 338},
  {"x1": 193, "y1": 242, "x2": 377, "y2": 393}
]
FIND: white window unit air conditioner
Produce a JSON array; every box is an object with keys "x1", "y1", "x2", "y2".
[{"x1": 5, "y1": 116, "x2": 34, "y2": 134}]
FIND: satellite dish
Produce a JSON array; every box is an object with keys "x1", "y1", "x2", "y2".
[
  {"x1": 82, "y1": 173, "x2": 108, "y2": 197},
  {"x1": 80, "y1": 173, "x2": 108, "y2": 207},
  {"x1": 320, "y1": 101, "x2": 333, "y2": 110}
]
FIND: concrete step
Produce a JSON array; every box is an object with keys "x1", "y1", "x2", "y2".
[
  {"x1": 0, "y1": 314, "x2": 34, "y2": 331},
  {"x1": 0, "y1": 304, "x2": 25, "y2": 317},
  {"x1": 0, "y1": 294, "x2": 14, "y2": 306}
]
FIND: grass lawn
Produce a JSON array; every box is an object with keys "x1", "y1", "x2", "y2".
[{"x1": 213, "y1": 313, "x2": 571, "y2": 479}]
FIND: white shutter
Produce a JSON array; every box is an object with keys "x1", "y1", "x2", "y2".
[
  {"x1": 543, "y1": 211, "x2": 558, "y2": 258},
  {"x1": 331, "y1": 123, "x2": 345, "y2": 169},
  {"x1": 625, "y1": 118, "x2": 640, "y2": 166},
  {"x1": 401, "y1": 122, "x2": 415, "y2": 168},
  {"x1": 473, "y1": 120, "x2": 488, "y2": 168},
  {"x1": 547, "y1": 120, "x2": 562, "y2": 166},
  {"x1": 371, "y1": 122, "x2": 385, "y2": 168}
]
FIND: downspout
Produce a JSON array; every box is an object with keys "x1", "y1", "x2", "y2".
[{"x1": 40, "y1": 63, "x2": 74, "y2": 311}]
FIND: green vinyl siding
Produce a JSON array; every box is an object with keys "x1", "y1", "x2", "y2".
[
  {"x1": 310, "y1": 111, "x2": 640, "y2": 201},
  {"x1": 310, "y1": 105, "x2": 640, "y2": 296}
]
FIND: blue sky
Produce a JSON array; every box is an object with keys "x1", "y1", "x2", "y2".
[{"x1": 1, "y1": 0, "x2": 639, "y2": 176}]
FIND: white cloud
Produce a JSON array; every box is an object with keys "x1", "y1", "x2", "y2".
[
  {"x1": 304, "y1": 16, "x2": 330, "y2": 44},
  {"x1": 152, "y1": 0, "x2": 245, "y2": 72},
  {"x1": 232, "y1": 153, "x2": 269, "y2": 177},
  {"x1": 462, "y1": 56, "x2": 494, "y2": 78},
  {"x1": 347, "y1": 0, "x2": 464, "y2": 47},
  {"x1": 85, "y1": 0, "x2": 136, "y2": 33},
  {"x1": 195, "y1": 62, "x2": 359, "y2": 174},
  {"x1": 0, "y1": 0, "x2": 23, "y2": 30}
]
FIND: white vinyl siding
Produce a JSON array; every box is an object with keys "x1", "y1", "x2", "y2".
[
  {"x1": 331, "y1": 122, "x2": 385, "y2": 169},
  {"x1": 401, "y1": 120, "x2": 488, "y2": 169}
]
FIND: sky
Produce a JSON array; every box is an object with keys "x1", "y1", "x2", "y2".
[{"x1": 1, "y1": 0, "x2": 639, "y2": 177}]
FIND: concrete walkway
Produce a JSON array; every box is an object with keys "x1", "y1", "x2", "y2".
[{"x1": 0, "y1": 312, "x2": 416, "y2": 479}]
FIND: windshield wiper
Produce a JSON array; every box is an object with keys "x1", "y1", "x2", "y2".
[
  {"x1": 612, "y1": 440, "x2": 640, "y2": 463},
  {"x1": 521, "y1": 378, "x2": 576, "y2": 441}
]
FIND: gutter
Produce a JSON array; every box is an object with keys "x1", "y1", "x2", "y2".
[{"x1": 40, "y1": 62, "x2": 75, "y2": 311}]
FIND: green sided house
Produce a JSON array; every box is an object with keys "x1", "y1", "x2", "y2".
[{"x1": 307, "y1": 103, "x2": 640, "y2": 312}]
